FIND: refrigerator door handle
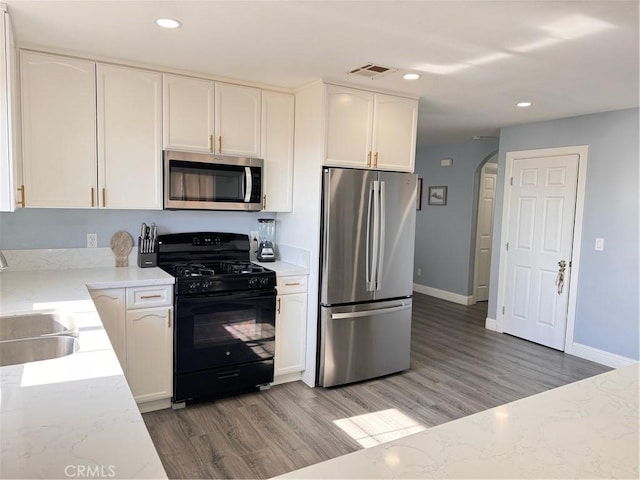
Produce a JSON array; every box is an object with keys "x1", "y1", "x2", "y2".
[
  {"x1": 370, "y1": 180, "x2": 380, "y2": 291},
  {"x1": 366, "y1": 181, "x2": 375, "y2": 291},
  {"x1": 376, "y1": 180, "x2": 386, "y2": 290},
  {"x1": 330, "y1": 303, "x2": 411, "y2": 320}
]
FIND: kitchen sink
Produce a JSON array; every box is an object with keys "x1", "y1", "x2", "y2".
[
  {"x1": 0, "y1": 335, "x2": 80, "y2": 367},
  {"x1": 0, "y1": 311, "x2": 78, "y2": 342}
]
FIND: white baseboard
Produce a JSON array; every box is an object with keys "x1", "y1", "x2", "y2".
[
  {"x1": 568, "y1": 342, "x2": 638, "y2": 369},
  {"x1": 137, "y1": 398, "x2": 171, "y2": 413},
  {"x1": 485, "y1": 317, "x2": 498, "y2": 331},
  {"x1": 413, "y1": 283, "x2": 474, "y2": 305}
]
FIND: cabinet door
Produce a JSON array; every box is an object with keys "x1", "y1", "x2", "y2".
[
  {"x1": 0, "y1": 8, "x2": 18, "y2": 212},
  {"x1": 97, "y1": 64, "x2": 162, "y2": 209},
  {"x1": 126, "y1": 306, "x2": 173, "y2": 403},
  {"x1": 21, "y1": 51, "x2": 97, "y2": 207},
  {"x1": 163, "y1": 73, "x2": 214, "y2": 152},
  {"x1": 275, "y1": 292, "x2": 307, "y2": 377},
  {"x1": 324, "y1": 84, "x2": 374, "y2": 169},
  {"x1": 89, "y1": 288, "x2": 126, "y2": 370},
  {"x1": 214, "y1": 82, "x2": 261, "y2": 157},
  {"x1": 371, "y1": 94, "x2": 417, "y2": 172},
  {"x1": 261, "y1": 91, "x2": 294, "y2": 212}
]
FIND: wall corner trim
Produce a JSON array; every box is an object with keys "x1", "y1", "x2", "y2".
[
  {"x1": 413, "y1": 284, "x2": 473, "y2": 305},
  {"x1": 485, "y1": 317, "x2": 498, "y2": 331},
  {"x1": 569, "y1": 342, "x2": 638, "y2": 369}
]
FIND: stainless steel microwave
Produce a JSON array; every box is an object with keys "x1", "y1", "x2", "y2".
[{"x1": 164, "y1": 151, "x2": 263, "y2": 211}]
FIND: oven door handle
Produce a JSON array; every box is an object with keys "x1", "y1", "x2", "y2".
[
  {"x1": 179, "y1": 289, "x2": 277, "y2": 301},
  {"x1": 244, "y1": 167, "x2": 252, "y2": 203}
]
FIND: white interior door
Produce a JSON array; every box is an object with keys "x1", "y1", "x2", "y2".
[
  {"x1": 502, "y1": 153, "x2": 579, "y2": 350},
  {"x1": 474, "y1": 162, "x2": 497, "y2": 302}
]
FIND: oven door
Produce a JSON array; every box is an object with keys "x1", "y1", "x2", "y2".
[{"x1": 175, "y1": 289, "x2": 276, "y2": 373}]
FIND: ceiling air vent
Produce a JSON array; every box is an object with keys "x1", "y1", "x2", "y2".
[{"x1": 348, "y1": 63, "x2": 398, "y2": 79}]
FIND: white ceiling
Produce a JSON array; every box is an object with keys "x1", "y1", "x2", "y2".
[{"x1": 5, "y1": 0, "x2": 639, "y2": 147}]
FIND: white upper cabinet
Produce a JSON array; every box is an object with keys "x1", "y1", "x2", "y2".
[
  {"x1": 97, "y1": 64, "x2": 162, "y2": 209},
  {"x1": 163, "y1": 73, "x2": 215, "y2": 153},
  {"x1": 21, "y1": 51, "x2": 97, "y2": 208},
  {"x1": 372, "y1": 93, "x2": 418, "y2": 172},
  {"x1": 325, "y1": 84, "x2": 374, "y2": 168},
  {"x1": 0, "y1": 6, "x2": 18, "y2": 212},
  {"x1": 324, "y1": 84, "x2": 417, "y2": 172},
  {"x1": 261, "y1": 91, "x2": 294, "y2": 212},
  {"x1": 215, "y1": 82, "x2": 261, "y2": 157}
]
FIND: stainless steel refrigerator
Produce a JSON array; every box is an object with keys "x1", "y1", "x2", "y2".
[{"x1": 318, "y1": 167, "x2": 417, "y2": 387}]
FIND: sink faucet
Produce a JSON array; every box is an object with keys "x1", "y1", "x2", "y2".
[{"x1": 0, "y1": 251, "x2": 8, "y2": 271}]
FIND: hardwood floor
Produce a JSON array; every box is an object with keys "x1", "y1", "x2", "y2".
[{"x1": 143, "y1": 293, "x2": 610, "y2": 479}]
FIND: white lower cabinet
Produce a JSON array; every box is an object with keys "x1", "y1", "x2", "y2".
[
  {"x1": 89, "y1": 284, "x2": 173, "y2": 412},
  {"x1": 274, "y1": 275, "x2": 307, "y2": 384},
  {"x1": 89, "y1": 288, "x2": 126, "y2": 369},
  {"x1": 126, "y1": 306, "x2": 172, "y2": 404}
]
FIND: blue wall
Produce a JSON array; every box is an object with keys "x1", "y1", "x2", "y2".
[
  {"x1": 0, "y1": 209, "x2": 273, "y2": 249},
  {"x1": 489, "y1": 108, "x2": 639, "y2": 360},
  {"x1": 414, "y1": 138, "x2": 498, "y2": 296}
]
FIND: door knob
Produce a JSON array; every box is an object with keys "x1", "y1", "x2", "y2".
[{"x1": 556, "y1": 260, "x2": 567, "y2": 294}]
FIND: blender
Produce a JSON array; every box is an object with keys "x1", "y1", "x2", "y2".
[{"x1": 257, "y1": 218, "x2": 276, "y2": 262}]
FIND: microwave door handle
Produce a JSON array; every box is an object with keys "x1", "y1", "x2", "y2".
[{"x1": 244, "y1": 167, "x2": 252, "y2": 202}]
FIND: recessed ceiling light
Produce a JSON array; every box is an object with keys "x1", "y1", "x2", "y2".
[
  {"x1": 155, "y1": 18, "x2": 182, "y2": 29},
  {"x1": 403, "y1": 73, "x2": 421, "y2": 80},
  {"x1": 517, "y1": 101, "x2": 532, "y2": 108}
]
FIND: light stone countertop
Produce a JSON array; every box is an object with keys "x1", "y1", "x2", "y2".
[
  {"x1": 253, "y1": 260, "x2": 310, "y2": 277},
  {"x1": 278, "y1": 363, "x2": 639, "y2": 479},
  {"x1": 0, "y1": 267, "x2": 173, "y2": 479}
]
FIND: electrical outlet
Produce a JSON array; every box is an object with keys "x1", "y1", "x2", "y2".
[
  {"x1": 595, "y1": 237, "x2": 605, "y2": 251},
  {"x1": 87, "y1": 233, "x2": 97, "y2": 248},
  {"x1": 249, "y1": 231, "x2": 260, "y2": 246},
  {"x1": 416, "y1": 267, "x2": 422, "y2": 276}
]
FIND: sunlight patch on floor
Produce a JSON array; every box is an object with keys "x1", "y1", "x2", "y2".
[{"x1": 333, "y1": 408, "x2": 426, "y2": 448}]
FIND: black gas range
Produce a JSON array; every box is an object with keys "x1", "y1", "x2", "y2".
[{"x1": 157, "y1": 232, "x2": 276, "y2": 406}]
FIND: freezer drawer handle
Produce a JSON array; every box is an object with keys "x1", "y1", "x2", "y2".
[{"x1": 330, "y1": 304, "x2": 410, "y2": 320}]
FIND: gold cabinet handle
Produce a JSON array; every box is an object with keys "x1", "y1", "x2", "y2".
[
  {"x1": 262, "y1": 195, "x2": 267, "y2": 210},
  {"x1": 374, "y1": 152, "x2": 379, "y2": 168},
  {"x1": 168, "y1": 314, "x2": 171, "y2": 328},
  {"x1": 367, "y1": 151, "x2": 372, "y2": 168},
  {"x1": 284, "y1": 282, "x2": 301, "y2": 286},
  {"x1": 91, "y1": 187, "x2": 95, "y2": 207},
  {"x1": 277, "y1": 297, "x2": 281, "y2": 314},
  {"x1": 218, "y1": 135, "x2": 222, "y2": 153},
  {"x1": 140, "y1": 294, "x2": 162, "y2": 299},
  {"x1": 102, "y1": 188, "x2": 106, "y2": 207},
  {"x1": 17, "y1": 185, "x2": 25, "y2": 207},
  {"x1": 209, "y1": 134, "x2": 213, "y2": 152}
]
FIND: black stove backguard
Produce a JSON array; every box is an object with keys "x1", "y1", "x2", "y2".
[{"x1": 157, "y1": 232, "x2": 277, "y2": 405}]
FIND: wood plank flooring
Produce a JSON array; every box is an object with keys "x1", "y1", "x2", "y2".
[{"x1": 143, "y1": 293, "x2": 610, "y2": 479}]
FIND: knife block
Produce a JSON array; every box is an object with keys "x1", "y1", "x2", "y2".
[{"x1": 137, "y1": 236, "x2": 158, "y2": 268}]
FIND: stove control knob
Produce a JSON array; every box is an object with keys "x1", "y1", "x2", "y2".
[
  {"x1": 202, "y1": 281, "x2": 211, "y2": 290},
  {"x1": 259, "y1": 277, "x2": 269, "y2": 286},
  {"x1": 248, "y1": 277, "x2": 258, "y2": 288},
  {"x1": 189, "y1": 282, "x2": 199, "y2": 291}
]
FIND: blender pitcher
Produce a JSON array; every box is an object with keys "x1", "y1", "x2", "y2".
[{"x1": 257, "y1": 218, "x2": 276, "y2": 262}]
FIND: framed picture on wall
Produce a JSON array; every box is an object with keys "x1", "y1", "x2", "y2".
[{"x1": 428, "y1": 186, "x2": 447, "y2": 205}]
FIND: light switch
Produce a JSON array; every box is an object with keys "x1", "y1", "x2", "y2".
[{"x1": 595, "y1": 238, "x2": 604, "y2": 251}]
